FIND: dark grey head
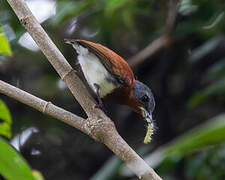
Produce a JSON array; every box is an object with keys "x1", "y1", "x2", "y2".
[{"x1": 133, "y1": 80, "x2": 155, "y2": 123}]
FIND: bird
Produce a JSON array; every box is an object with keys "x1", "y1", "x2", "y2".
[{"x1": 65, "y1": 39, "x2": 155, "y2": 141}]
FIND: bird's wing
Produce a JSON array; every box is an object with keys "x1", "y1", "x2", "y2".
[{"x1": 75, "y1": 39, "x2": 135, "y2": 87}]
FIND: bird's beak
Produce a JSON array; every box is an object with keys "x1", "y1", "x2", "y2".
[
  {"x1": 140, "y1": 107, "x2": 153, "y2": 126},
  {"x1": 64, "y1": 38, "x2": 74, "y2": 44}
]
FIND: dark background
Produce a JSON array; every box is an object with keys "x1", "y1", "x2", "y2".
[{"x1": 1, "y1": 0, "x2": 225, "y2": 179}]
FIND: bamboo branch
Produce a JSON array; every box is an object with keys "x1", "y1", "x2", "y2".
[
  {"x1": 5, "y1": 0, "x2": 162, "y2": 179},
  {"x1": 0, "y1": 80, "x2": 89, "y2": 134}
]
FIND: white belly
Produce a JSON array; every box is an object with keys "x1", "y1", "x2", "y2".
[{"x1": 73, "y1": 44, "x2": 118, "y2": 97}]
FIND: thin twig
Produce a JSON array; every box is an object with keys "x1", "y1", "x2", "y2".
[
  {"x1": 165, "y1": 0, "x2": 178, "y2": 35},
  {"x1": 129, "y1": 0, "x2": 177, "y2": 68},
  {"x1": 5, "y1": 0, "x2": 162, "y2": 179},
  {"x1": 129, "y1": 35, "x2": 171, "y2": 68}
]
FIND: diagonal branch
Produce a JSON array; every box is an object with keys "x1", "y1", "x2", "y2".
[
  {"x1": 129, "y1": 35, "x2": 171, "y2": 68},
  {"x1": 6, "y1": 0, "x2": 96, "y2": 117},
  {"x1": 0, "y1": 79, "x2": 160, "y2": 180},
  {"x1": 129, "y1": 0, "x2": 177, "y2": 68},
  {"x1": 5, "y1": 0, "x2": 162, "y2": 179}
]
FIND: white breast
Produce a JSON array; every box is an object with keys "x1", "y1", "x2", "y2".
[{"x1": 72, "y1": 44, "x2": 118, "y2": 97}]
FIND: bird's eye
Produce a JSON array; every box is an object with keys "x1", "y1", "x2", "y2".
[{"x1": 141, "y1": 95, "x2": 149, "y2": 102}]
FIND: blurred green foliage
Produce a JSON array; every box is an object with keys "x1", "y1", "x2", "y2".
[
  {"x1": 188, "y1": 37, "x2": 225, "y2": 107},
  {"x1": 0, "y1": 99, "x2": 12, "y2": 138},
  {"x1": 91, "y1": 156, "x2": 121, "y2": 180},
  {"x1": 0, "y1": 137, "x2": 35, "y2": 180},
  {"x1": 0, "y1": 26, "x2": 12, "y2": 56},
  {"x1": 50, "y1": 0, "x2": 97, "y2": 26},
  {"x1": 0, "y1": 0, "x2": 225, "y2": 179},
  {"x1": 154, "y1": 114, "x2": 225, "y2": 175},
  {"x1": 32, "y1": 170, "x2": 45, "y2": 180},
  {"x1": 99, "y1": 114, "x2": 225, "y2": 179},
  {"x1": 161, "y1": 113, "x2": 225, "y2": 158},
  {"x1": 184, "y1": 144, "x2": 225, "y2": 180}
]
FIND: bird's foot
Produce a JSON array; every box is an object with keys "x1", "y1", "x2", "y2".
[
  {"x1": 93, "y1": 83, "x2": 107, "y2": 113},
  {"x1": 94, "y1": 103, "x2": 107, "y2": 114},
  {"x1": 94, "y1": 103, "x2": 104, "y2": 110}
]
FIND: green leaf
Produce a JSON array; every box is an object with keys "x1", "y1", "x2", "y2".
[
  {"x1": 188, "y1": 77, "x2": 225, "y2": 107},
  {"x1": 50, "y1": 0, "x2": 97, "y2": 26},
  {"x1": 189, "y1": 36, "x2": 222, "y2": 62},
  {"x1": 32, "y1": 170, "x2": 45, "y2": 180},
  {"x1": 187, "y1": 91, "x2": 209, "y2": 108},
  {"x1": 120, "y1": 114, "x2": 225, "y2": 177},
  {"x1": 121, "y1": 7, "x2": 134, "y2": 27},
  {"x1": 149, "y1": 114, "x2": 225, "y2": 168},
  {"x1": 105, "y1": 0, "x2": 130, "y2": 17},
  {"x1": 202, "y1": 11, "x2": 225, "y2": 30},
  {"x1": 184, "y1": 144, "x2": 225, "y2": 179},
  {"x1": 165, "y1": 114, "x2": 225, "y2": 155},
  {"x1": 0, "y1": 137, "x2": 36, "y2": 180},
  {"x1": 0, "y1": 99, "x2": 12, "y2": 138},
  {"x1": 91, "y1": 156, "x2": 121, "y2": 180},
  {"x1": 178, "y1": 0, "x2": 198, "y2": 16},
  {"x1": 204, "y1": 58, "x2": 225, "y2": 81},
  {"x1": 0, "y1": 26, "x2": 12, "y2": 56},
  {"x1": 204, "y1": 77, "x2": 225, "y2": 95}
]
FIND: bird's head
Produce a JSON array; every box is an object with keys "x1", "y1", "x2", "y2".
[{"x1": 132, "y1": 80, "x2": 155, "y2": 126}]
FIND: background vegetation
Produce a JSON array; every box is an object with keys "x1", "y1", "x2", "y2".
[{"x1": 0, "y1": 0, "x2": 225, "y2": 179}]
